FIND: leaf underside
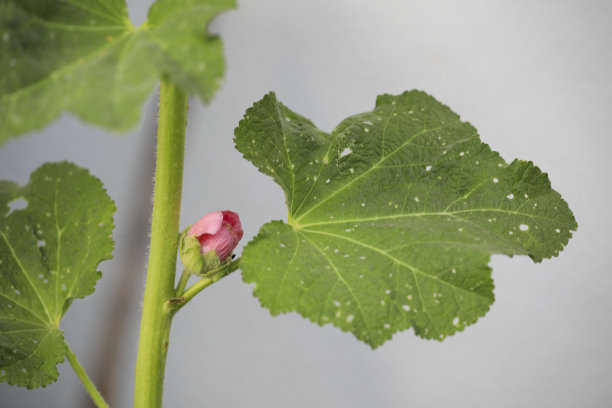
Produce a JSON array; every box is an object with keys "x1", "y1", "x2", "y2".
[
  {"x1": 0, "y1": 0, "x2": 235, "y2": 144},
  {"x1": 0, "y1": 162, "x2": 115, "y2": 387},
  {"x1": 235, "y1": 91, "x2": 577, "y2": 348}
]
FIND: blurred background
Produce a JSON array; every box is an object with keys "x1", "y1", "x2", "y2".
[{"x1": 1, "y1": 0, "x2": 611, "y2": 407}]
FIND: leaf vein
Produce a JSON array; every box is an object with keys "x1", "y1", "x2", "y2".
[
  {"x1": 0, "y1": 292, "x2": 48, "y2": 324},
  {"x1": 301, "y1": 228, "x2": 490, "y2": 300},
  {"x1": 294, "y1": 124, "x2": 452, "y2": 223},
  {"x1": 0, "y1": 230, "x2": 53, "y2": 323},
  {"x1": 299, "y1": 232, "x2": 373, "y2": 336},
  {"x1": 270, "y1": 230, "x2": 300, "y2": 313}
]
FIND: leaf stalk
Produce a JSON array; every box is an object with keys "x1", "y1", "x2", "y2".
[{"x1": 65, "y1": 344, "x2": 109, "y2": 408}]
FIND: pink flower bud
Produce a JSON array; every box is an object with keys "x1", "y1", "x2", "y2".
[{"x1": 187, "y1": 210, "x2": 243, "y2": 262}]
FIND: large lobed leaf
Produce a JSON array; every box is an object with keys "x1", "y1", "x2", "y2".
[
  {"x1": 0, "y1": 162, "x2": 115, "y2": 387},
  {"x1": 235, "y1": 91, "x2": 577, "y2": 348},
  {"x1": 0, "y1": 0, "x2": 234, "y2": 144}
]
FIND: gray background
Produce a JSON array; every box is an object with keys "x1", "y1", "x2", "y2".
[{"x1": 1, "y1": 0, "x2": 611, "y2": 407}]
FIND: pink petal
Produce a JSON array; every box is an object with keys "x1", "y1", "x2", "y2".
[
  {"x1": 222, "y1": 210, "x2": 243, "y2": 240},
  {"x1": 200, "y1": 225, "x2": 236, "y2": 261},
  {"x1": 188, "y1": 211, "x2": 223, "y2": 237}
]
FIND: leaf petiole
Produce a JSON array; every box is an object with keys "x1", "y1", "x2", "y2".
[{"x1": 65, "y1": 344, "x2": 109, "y2": 408}]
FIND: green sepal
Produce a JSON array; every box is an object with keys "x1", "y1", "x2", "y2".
[
  {"x1": 179, "y1": 227, "x2": 204, "y2": 273},
  {"x1": 201, "y1": 250, "x2": 222, "y2": 274},
  {"x1": 178, "y1": 226, "x2": 221, "y2": 275}
]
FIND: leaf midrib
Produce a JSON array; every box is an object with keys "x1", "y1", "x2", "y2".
[
  {"x1": 0, "y1": 29, "x2": 134, "y2": 105},
  {"x1": 62, "y1": 0, "x2": 127, "y2": 23},
  {"x1": 294, "y1": 208, "x2": 574, "y2": 229},
  {"x1": 54, "y1": 181, "x2": 62, "y2": 318},
  {"x1": 30, "y1": 14, "x2": 127, "y2": 32},
  {"x1": 300, "y1": 228, "x2": 493, "y2": 301},
  {"x1": 292, "y1": 123, "x2": 456, "y2": 223},
  {"x1": 0, "y1": 291, "x2": 47, "y2": 324},
  {"x1": 270, "y1": 229, "x2": 299, "y2": 313},
  {"x1": 298, "y1": 232, "x2": 374, "y2": 337},
  {"x1": 0, "y1": 330, "x2": 54, "y2": 370},
  {"x1": 277, "y1": 106, "x2": 297, "y2": 217},
  {"x1": 0, "y1": 230, "x2": 53, "y2": 323}
]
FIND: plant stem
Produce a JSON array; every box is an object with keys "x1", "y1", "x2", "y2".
[
  {"x1": 134, "y1": 78, "x2": 188, "y2": 408},
  {"x1": 171, "y1": 259, "x2": 240, "y2": 311},
  {"x1": 175, "y1": 269, "x2": 191, "y2": 296},
  {"x1": 66, "y1": 344, "x2": 109, "y2": 408}
]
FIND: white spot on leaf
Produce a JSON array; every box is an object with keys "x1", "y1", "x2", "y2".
[{"x1": 340, "y1": 148, "x2": 352, "y2": 158}]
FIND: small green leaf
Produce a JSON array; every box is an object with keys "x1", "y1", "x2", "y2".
[
  {"x1": 235, "y1": 91, "x2": 577, "y2": 348},
  {"x1": 0, "y1": 0, "x2": 235, "y2": 144},
  {"x1": 0, "y1": 162, "x2": 115, "y2": 387}
]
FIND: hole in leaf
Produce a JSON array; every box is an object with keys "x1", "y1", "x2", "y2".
[
  {"x1": 7, "y1": 198, "x2": 27, "y2": 215},
  {"x1": 340, "y1": 147, "x2": 352, "y2": 158}
]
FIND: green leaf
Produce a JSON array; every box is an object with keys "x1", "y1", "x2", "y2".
[
  {"x1": 235, "y1": 91, "x2": 577, "y2": 348},
  {"x1": 0, "y1": 162, "x2": 115, "y2": 387},
  {"x1": 0, "y1": 0, "x2": 235, "y2": 144}
]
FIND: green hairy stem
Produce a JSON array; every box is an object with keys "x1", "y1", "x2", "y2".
[{"x1": 133, "y1": 79, "x2": 188, "y2": 408}]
